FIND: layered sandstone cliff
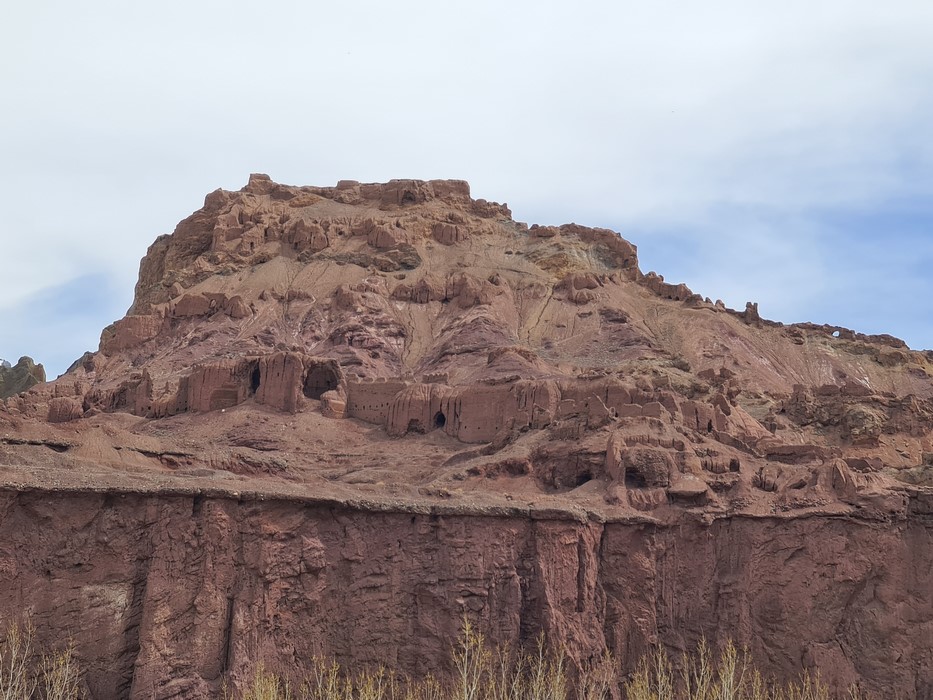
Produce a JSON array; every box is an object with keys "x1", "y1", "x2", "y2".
[{"x1": 1, "y1": 176, "x2": 931, "y2": 698}]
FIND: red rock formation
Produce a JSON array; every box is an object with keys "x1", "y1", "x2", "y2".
[
  {"x1": 0, "y1": 175, "x2": 931, "y2": 698},
  {"x1": 46, "y1": 396, "x2": 84, "y2": 423}
]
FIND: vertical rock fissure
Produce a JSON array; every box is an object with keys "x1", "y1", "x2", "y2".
[
  {"x1": 517, "y1": 521, "x2": 541, "y2": 644},
  {"x1": 221, "y1": 499, "x2": 247, "y2": 680},
  {"x1": 593, "y1": 522, "x2": 608, "y2": 649},
  {"x1": 221, "y1": 595, "x2": 235, "y2": 674},
  {"x1": 576, "y1": 534, "x2": 587, "y2": 613},
  {"x1": 119, "y1": 502, "x2": 156, "y2": 699}
]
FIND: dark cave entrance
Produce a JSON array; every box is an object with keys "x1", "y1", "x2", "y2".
[
  {"x1": 249, "y1": 366, "x2": 261, "y2": 395},
  {"x1": 624, "y1": 468, "x2": 647, "y2": 489},
  {"x1": 433, "y1": 411, "x2": 447, "y2": 429},
  {"x1": 303, "y1": 363, "x2": 341, "y2": 400}
]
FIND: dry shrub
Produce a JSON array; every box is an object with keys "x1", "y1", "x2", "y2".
[
  {"x1": 624, "y1": 639, "x2": 871, "y2": 700},
  {"x1": 0, "y1": 621, "x2": 37, "y2": 700},
  {"x1": 0, "y1": 621, "x2": 83, "y2": 700},
  {"x1": 215, "y1": 624, "x2": 875, "y2": 700},
  {"x1": 451, "y1": 620, "x2": 569, "y2": 700},
  {"x1": 40, "y1": 646, "x2": 83, "y2": 700},
  {"x1": 226, "y1": 619, "x2": 584, "y2": 700},
  {"x1": 0, "y1": 615, "x2": 874, "y2": 700}
]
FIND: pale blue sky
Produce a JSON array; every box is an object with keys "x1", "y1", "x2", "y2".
[{"x1": 2, "y1": 1, "x2": 932, "y2": 378}]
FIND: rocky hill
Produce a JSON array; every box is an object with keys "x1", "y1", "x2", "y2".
[
  {"x1": 0, "y1": 355, "x2": 44, "y2": 399},
  {"x1": 0, "y1": 175, "x2": 931, "y2": 699}
]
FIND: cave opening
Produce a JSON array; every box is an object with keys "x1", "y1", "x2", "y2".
[
  {"x1": 303, "y1": 363, "x2": 340, "y2": 400},
  {"x1": 624, "y1": 468, "x2": 647, "y2": 489},
  {"x1": 433, "y1": 412, "x2": 447, "y2": 429},
  {"x1": 250, "y1": 366, "x2": 261, "y2": 395}
]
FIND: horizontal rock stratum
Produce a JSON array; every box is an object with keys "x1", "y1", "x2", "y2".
[{"x1": 1, "y1": 175, "x2": 932, "y2": 699}]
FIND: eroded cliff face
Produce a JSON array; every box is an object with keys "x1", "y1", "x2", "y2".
[
  {"x1": 3, "y1": 488, "x2": 931, "y2": 700},
  {"x1": 1, "y1": 175, "x2": 932, "y2": 698}
]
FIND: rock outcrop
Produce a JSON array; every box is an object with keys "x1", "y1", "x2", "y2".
[
  {"x1": 0, "y1": 355, "x2": 45, "y2": 398},
  {"x1": 0, "y1": 176, "x2": 931, "y2": 699}
]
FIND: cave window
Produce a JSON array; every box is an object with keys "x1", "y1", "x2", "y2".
[
  {"x1": 401, "y1": 191, "x2": 416, "y2": 204},
  {"x1": 303, "y1": 364, "x2": 340, "y2": 400},
  {"x1": 433, "y1": 412, "x2": 447, "y2": 429},
  {"x1": 250, "y1": 366, "x2": 261, "y2": 394},
  {"x1": 575, "y1": 471, "x2": 592, "y2": 487},
  {"x1": 707, "y1": 419, "x2": 713, "y2": 433}
]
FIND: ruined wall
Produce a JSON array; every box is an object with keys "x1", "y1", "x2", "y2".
[
  {"x1": 65, "y1": 367, "x2": 771, "y2": 461},
  {"x1": 254, "y1": 353, "x2": 305, "y2": 413},
  {"x1": 81, "y1": 353, "x2": 343, "y2": 420},
  {"x1": 377, "y1": 378, "x2": 757, "y2": 446},
  {"x1": 346, "y1": 378, "x2": 410, "y2": 425},
  {"x1": 1, "y1": 490, "x2": 930, "y2": 700},
  {"x1": 187, "y1": 359, "x2": 256, "y2": 412},
  {"x1": 386, "y1": 383, "x2": 453, "y2": 435},
  {"x1": 444, "y1": 384, "x2": 513, "y2": 442}
]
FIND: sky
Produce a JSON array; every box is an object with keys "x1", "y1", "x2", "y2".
[{"x1": 2, "y1": 1, "x2": 932, "y2": 378}]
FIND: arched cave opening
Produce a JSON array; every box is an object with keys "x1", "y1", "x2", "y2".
[
  {"x1": 433, "y1": 411, "x2": 447, "y2": 429},
  {"x1": 250, "y1": 366, "x2": 261, "y2": 395},
  {"x1": 575, "y1": 470, "x2": 592, "y2": 487},
  {"x1": 303, "y1": 363, "x2": 340, "y2": 400}
]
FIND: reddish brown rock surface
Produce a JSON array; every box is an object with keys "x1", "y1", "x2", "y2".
[{"x1": 1, "y1": 175, "x2": 932, "y2": 699}]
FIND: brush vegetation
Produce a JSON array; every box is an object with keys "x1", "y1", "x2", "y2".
[
  {"x1": 0, "y1": 622, "x2": 82, "y2": 699},
  {"x1": 225, "y1": 622, "x2": 872, "y2": 700},
  {"x1": 0, "y1": 619, "x2": 873, "y2": 699}
]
